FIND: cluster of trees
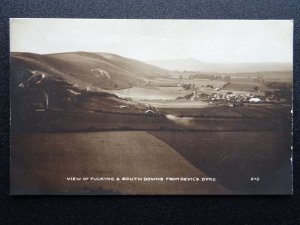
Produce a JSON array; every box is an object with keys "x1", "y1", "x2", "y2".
[
  {"x1": 182, "y1": 83, "x2": 195, "y2": 91},
  {"x1": 264, "y1": 89, "x2": 292, "y2": 102},
  {"x1": 253, "y1": 86, "x2": 260, "y2": 92},
  {"x1": 273, "y1": 89, "x2": 292, "y2": 101},
  {"x1": 188, "y1": 74, "x2": 231, "y2": 81}
]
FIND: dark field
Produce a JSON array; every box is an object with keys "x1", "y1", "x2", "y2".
[{"x1": 149, "y1": 131, "x2": 292, "y2": 194}]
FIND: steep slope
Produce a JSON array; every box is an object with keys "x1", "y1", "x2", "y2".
[
  {"x1": 10, "y1": 52, "x2": 165, "y2": 132},
  {"x1": 11, "y1": 51, "x2": 170, "y2": 90}
]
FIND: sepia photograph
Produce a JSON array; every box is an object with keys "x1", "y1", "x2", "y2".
[{"x1": 10, "y1": 19, "x2": 293, "y2": 195}]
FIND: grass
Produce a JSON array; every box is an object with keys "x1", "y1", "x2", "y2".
[
  {"x1": 11, "y1": 131, "x2": 228, "y2": 195},
  {"x1": 149, "y1": 131, "x2": 292, "y2": 194}
]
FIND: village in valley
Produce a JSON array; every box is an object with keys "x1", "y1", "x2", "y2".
[{"x1": 175, "y1": 74, "x2": 290, "y2": 105}]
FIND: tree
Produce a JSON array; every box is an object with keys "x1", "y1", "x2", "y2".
[
  {"x1": 182, "y1": 83, "x2": 192, "y2": 91},
  {"x1": 264, "y1": 91, "x2": 273, "y2": 98},
  {"x1": 253, "y1": 86, "x2": 259, "y2": 92}
]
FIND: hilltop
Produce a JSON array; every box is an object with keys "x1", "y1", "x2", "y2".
[{"x1": 147, "y1": 58, "x2": 292, "y2": 73}]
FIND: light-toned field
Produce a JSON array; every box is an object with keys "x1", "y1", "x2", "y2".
[
  {"x1": 138, "y1": 99, "x2": 209, "y2": 108},
  {"x1": 112, "y1": 86, "x2": 190, "y2": 100},
  {"x1": 148, "y1": 78, "x2": 181, "y2": 87}
]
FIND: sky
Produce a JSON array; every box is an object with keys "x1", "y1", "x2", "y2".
[{"x1": 10, "y1": 19, "x2": 293, "y2": 63}]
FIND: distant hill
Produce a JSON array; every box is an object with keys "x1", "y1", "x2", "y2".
[
  {"x1": 147, "y1": 58, "x2": 292, "y2": 73},
  {"x1": 11, "y1": 51, "x2": 170, "y2": 90}
]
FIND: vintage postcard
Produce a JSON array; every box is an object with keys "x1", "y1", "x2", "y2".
[{"x1": 10, "y1": 19, "x2": 293, "y2": 195}]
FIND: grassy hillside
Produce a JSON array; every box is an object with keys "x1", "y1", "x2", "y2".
[
  {"x1": 10, "y1": 52, "x2": 170, "y2": 132},
  {"x1": 11, "y1": 51, "x2": 170, "y2": 90}
]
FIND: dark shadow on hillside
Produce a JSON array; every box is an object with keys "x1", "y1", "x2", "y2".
[{"x1": 148, "y1": 131, "x2": 292, "y2": 194}]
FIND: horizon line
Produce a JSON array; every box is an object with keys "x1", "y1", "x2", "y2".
[{"x1": 10, "y1": 51, "x2": 293, "y2": 65}]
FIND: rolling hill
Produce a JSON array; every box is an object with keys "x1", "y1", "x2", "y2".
[
  {"x1": 11, "y1": 51, "x2": 170, "y2": 90},
  {"x1": 10, "y1": 52, "x2": 168, "y2": 131},
  {"x1": 147, "y1": 58, "x2": 292, "y2": 73}
]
